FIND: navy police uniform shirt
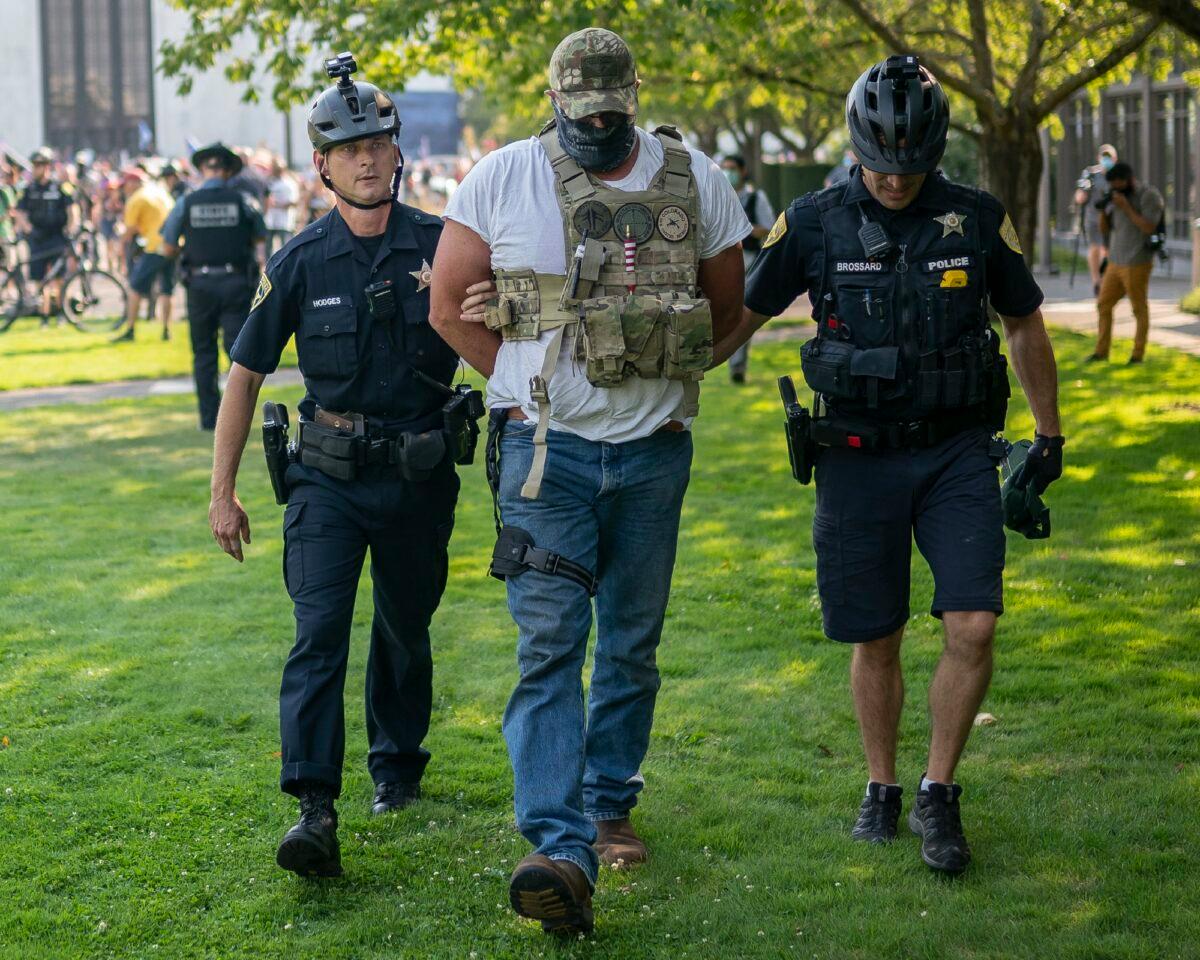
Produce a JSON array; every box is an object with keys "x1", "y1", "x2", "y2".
[
  {"x1": 229, "y1": 202, "x2": 457, "y2": 427},
  {"x1": 744, "y1": 168, "x2": 1043, "y2": 322}
]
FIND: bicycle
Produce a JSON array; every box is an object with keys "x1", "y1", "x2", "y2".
[{"x1": 0, "y1": 227, "x2": 129, "y2": 334}]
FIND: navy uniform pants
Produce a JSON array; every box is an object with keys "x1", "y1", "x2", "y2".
[
  {"x1": 278, "y1": 461, "x2": 459, "y2": 797},
  {"x1": 185, "y1": 272, "x2": 253, "y2": 429}
]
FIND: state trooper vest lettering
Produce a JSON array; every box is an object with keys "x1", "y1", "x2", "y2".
[
  {"x1": 181, "y1": 186, "x2": 256, "y2": 268},
  {"x1": 801, "y1": 178, "x2": 1009, "y2": 425}
]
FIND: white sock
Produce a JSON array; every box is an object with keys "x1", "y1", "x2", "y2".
[
  {"x1": 921, "y1": 775, "x2": 955, "y2": 792},
  {"x1": 867, "y1": 781, "x2": 901, "y2": 797}
]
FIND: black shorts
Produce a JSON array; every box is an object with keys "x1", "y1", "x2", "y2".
[
  {"x1": 128, "y1": 252, "x2": 176, "y2": 296},
  {"x1": 812, "y1": 427, "x2": 1006, "y2": 643},
  {"x1": 26, "y1": 234, "x2": 68, "y2": 282}
]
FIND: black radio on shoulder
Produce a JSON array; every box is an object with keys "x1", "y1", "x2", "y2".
[{"x1": 364, "y1": 279, "x2": 397, "y2": 324}]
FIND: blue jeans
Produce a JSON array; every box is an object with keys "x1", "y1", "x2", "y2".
[{"x1": 498, "y1": 419, "x2": 693, "y2": 885}]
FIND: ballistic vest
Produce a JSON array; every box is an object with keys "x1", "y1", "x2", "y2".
[
  {"x1": 484, "y1": 122, "x2": 712, "y2": 497},
  {"x1": 180, "y1": 185, "x2": 256, "y2": 268},
  {"x1": 801, "y1": 174, "x2": 1008, "y2": 424}
]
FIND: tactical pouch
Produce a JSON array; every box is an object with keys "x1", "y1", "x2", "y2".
[
  {"x1": 489, "y1": 525, "x2": 598, "y2": 595},
  {"x1": 663, "y1": 296, "x2": 713, "y2": 379},
  {"x1": 485, "y1": 269, "x2": 541, "y2": 340},
  {"x1": 620, "y1": 294, "x2": 664, "y2": 378},
  {"x1": 581, "y1": 297, "x2": 627, "y2": 386},
  {"x1": 395, "y1": 430, "x2": 447, "y2": 482},
  {"x1": 800, "y1": 337, "x2": 857, "y2": 399}
]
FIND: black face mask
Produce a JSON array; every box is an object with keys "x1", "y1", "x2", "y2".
[{"x1": 553, "y1": 101, "x2": 636, "y2": 173}]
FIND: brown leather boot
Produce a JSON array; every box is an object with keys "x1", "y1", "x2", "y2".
[
  {"x1": 593, "y1": 817, "x2": 647, "y2": 868},
  {"x1": 508, "y1": 854, "x2": 594, "y2": 935}
]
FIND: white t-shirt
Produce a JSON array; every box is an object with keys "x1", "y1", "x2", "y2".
[
  {"x1": 444, "y1": 127, "x2": 750, "y2": 443},
  {"x1": 265, "y1": 175, "x2": 300, "y2": 232}
]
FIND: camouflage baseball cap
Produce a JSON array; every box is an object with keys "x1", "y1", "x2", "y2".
[{"x1": 548, "y1": 28, "x2": 638, "y2": 120}]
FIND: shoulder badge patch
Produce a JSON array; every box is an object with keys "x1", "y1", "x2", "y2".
[
  {"x1": 761, "y1": 211, "x2": 788, "y2": 249},
  {"x1": 250, "y1": 272, "x2": 272, "y2": 313},
  {"x1": 1000, "y1": 214, "x2": 1022, "y2": 255}
]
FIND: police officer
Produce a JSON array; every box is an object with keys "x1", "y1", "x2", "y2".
[
  {"x1": 717, "y1": 56, "x2": 1064, "y2": 874},
  {"x1": 160, "y1": 143, "x2": 266, "y2": 428},
  {"x1": 207, "y1": 53, "x2": 471, "y2": 878},
  {"x1": 14, "y1": 148, "x2": 78, "y2": 321}
]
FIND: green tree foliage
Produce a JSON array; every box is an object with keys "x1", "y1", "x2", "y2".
[{"x1": 161, "y1": 0, "x2": 1192, "y2": 257}]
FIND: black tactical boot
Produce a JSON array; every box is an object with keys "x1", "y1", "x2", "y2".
[
  {"x1": 851, "y1": 782, "x2": 903, "y2": 843},
  {"x1": 276, "y1": 783, "x2": 342, "y2": 878},
  {"x1": 371, "y1": 781, "x2": 421, "y2": 815},
  {"x1": 909, "y1": 780, "x2": 971, "y2": 874}
]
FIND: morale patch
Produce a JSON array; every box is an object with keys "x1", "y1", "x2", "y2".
[
  {"x1": 613, "y1": 203, "x2": 654, "y2": 244},
  {"x1": 656, "y1": 205, "x2": 690, "y2": 242},
  {"x1": 1000, "y1": 214, "x2": 1022, "y2": 254},
  {"x1": 834, "y1": 260, "x2": 887, "y2": 273},
  {"x1": 572, "y1": 200, "x2": 612, "y2": 238},
  {"x1": 250, "y1": 272, "x2": 272, "y2": 312},
  {"x1": 922, "y1": 255, "x2": 974, "y2": 272},
  {"x1": 934, "y1": 211, "x2": 966, "y2": 238},
  {"x1": 310, "y1": 296, "x2": 343, "y2": 308},
  {"x1": 761, "y1": 211, "x2": 788, "y2": 249},
  {"x1": 940, "y1": 270, "x2": 969, "y2": 288}
]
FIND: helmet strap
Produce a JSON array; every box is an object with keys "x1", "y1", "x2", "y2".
[{"x1": 320, "y1": 149, "x2": 405, "y2": 211}]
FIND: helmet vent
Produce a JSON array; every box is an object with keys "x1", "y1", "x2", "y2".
[{"x1": 315, "y1": 121, "x2": 336, "y2": 132}]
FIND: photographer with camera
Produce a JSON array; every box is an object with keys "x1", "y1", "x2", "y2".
[
  {"x1": 1089, "y1": 161, "x2": 1164, "y2": 364},
  {"x1": 1072, "y1": 145, "x2": 1117, "y2": 297}
]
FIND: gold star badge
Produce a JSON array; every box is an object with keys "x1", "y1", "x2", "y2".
[
  {"x1": 934, "y1": 212, "x2": 966, "y2": 238},
  {"x1": 409, "y1": 259, "x2": 433, "y2": 292}
]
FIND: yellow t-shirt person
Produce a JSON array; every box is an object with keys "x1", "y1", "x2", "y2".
[{"x1": 124, "y1": 184, "x2": 173, "y2": 255}]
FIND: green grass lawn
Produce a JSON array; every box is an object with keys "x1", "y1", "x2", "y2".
[
  {"x1": 0, "y1": 321, "x2": 297, "y2": 392},
  {"x1": 1, "y1": 333, "x2": 1197, "y2": 959}
]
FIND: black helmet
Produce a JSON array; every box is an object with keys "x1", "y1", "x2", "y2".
[
  {"x1": 307, "y1": 52, "x2": 403, "y2": 211},
  {"x1": 307, "y1": 52, "x2": 400, "y2": 154},
  {"x1": 846, "y1": 55, "x2": 948, "y2": 175},
  {"x1": 191, "y1": 142, "x2": 243, "y2": 176}
]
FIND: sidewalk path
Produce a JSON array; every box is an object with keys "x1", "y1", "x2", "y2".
[{"x1": 2, "y1": 276, "x2": 1197, "y2": 411}]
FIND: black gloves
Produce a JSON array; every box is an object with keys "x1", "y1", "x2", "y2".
[{"x1": 1015, "y1": 433, "x2": 1064, "y2": 495}]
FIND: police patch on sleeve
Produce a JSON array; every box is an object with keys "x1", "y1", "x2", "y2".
[
  {"x1": 761, "y1": 211, "x2": 788, "y2": 249},
  {"x1": 250, "y1": 272, "x2": 272, "y2": 313},
  {"x1": 1000, "y1": 214, "x2": 1022, "y2": 255}
]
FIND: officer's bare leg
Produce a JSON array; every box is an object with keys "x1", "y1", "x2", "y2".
[
  {"x1": 926, "y1": 610, "x2": 996, "y2": 783},
  {"x1": 850, "y1": 626, "x2": 905, "y2": 784}
]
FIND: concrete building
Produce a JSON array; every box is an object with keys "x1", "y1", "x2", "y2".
[{"x1": 6, "y1": 1, "x2": 456, "y2": 166}]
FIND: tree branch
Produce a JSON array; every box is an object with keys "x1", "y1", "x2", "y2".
[
  {"x1": 836, "y1": 0, "x2": 1001, "y2": 123},
  {"x1": 739, "y1": 64, "x2": 847, "y2": 99},
  {"x1": 1012, "y1": 0, "x2": 1047, "y2": 106},
  {"x1": 1034, "y1": 16, "x2": 1163, "y2": 117},
  {"x1": 966, "y1": 0, "x2": 996, "y2": 96},
  {"x1": 1124, "y1": 0, "x2": 1200, "y2": 40}
]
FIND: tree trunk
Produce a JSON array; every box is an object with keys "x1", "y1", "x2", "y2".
[{"x1": 977, "y1": 117, "x2": 1044, "y2": 265}]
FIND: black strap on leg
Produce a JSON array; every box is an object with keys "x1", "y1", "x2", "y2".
[
  {"x1": 489, "y1": 525, "x2": 598, "y2": 596},
  {"x1": 484, "y1": 408, "x2": 507, "y2": 536}
]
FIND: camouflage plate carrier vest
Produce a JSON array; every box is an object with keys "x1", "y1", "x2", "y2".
[{"x1": 484, "y1": 121, "x2": 712, "y2": 498}]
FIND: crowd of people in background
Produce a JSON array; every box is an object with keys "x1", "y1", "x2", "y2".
[{"x1": 0, "y1": 144, "x2": 476, "y2": 333}]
